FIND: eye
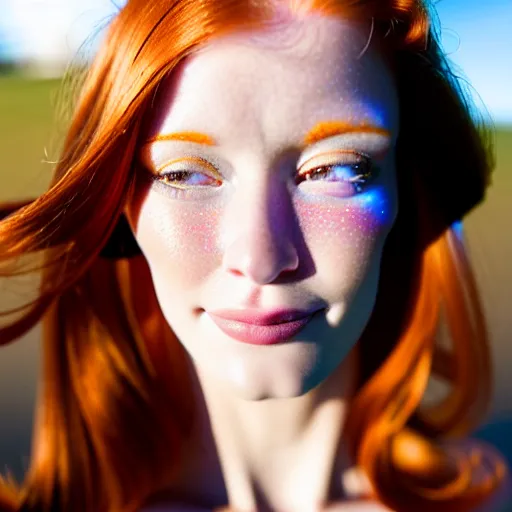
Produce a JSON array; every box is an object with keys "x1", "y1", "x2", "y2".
[
  {"x1": 158, "y1": 170, "x2": 222, "y2": 189},
  {"x1": 153, "y1": 156, "x2": 223, "y2": 190},
  {"x1": 296, "y1": 151, "x2": 377, "y2": 197}
]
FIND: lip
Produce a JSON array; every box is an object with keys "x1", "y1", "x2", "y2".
[{"x1": 206, "y1": 308, "x2": 322, "y2": 346}]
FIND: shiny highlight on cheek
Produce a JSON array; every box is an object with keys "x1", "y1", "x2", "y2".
[
  {"x1": 138, "y1": 195, "x2": 222, "y2": 287},
  {"x1": 169, "y1": 204, "x2": 221, "y2": 259},
  {"x1": 351, "y1": 189, "x2": 396, "y2": 228},
  {"x1": 296, "y1": 188, "x2": 395, "y2": 243}
]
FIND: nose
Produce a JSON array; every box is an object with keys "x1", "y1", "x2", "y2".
[{"x1": 221, "y1": 181, "x2": 299, "y2": 285}]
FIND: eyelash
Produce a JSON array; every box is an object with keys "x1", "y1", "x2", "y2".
[
  {"x1": 151, "y1": 153, "x2": 378, "y2": 197},
  {"x1": 295, "y1": 156, "x2": 376, "y2": 193},
  {"x1": 157, "y1": 170, "x2": 222, "y2": 188}
]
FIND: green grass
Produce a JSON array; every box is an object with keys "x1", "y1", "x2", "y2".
[{"x1": 0, "y1": 75, "x2": 63, "y2": 201}]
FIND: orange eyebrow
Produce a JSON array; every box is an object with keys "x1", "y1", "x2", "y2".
[
  {"x1": 143, "y1": 124, "x2": 388, "y2": 148},
  {"x1": 143, "y1": 131, "x2": 217, "y2": 146},
  {"x1": 303, "y1": 121, "x2": 390, "y2": 146}
]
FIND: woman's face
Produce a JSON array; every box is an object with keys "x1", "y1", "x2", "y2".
[{"x1": 126, "y1": 14, "x2": 399, "y2": 400}]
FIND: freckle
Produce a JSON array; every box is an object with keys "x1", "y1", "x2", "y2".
[{"x1": 169, "y1": 203, "x2": 220, "y2": 259}]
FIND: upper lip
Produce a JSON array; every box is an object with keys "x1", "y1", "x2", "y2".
[{"x1": 206, "y1": 308, "x2": 321, "y2": 325}]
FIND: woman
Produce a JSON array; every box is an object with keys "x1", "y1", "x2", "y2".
[{"x1": 0, "y1": 0, "x2": 509, "y2": 511}]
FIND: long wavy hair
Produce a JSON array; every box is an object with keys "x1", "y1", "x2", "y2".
[{"x1": 0, "y1": 0, "x2": 507, "y2": 511}]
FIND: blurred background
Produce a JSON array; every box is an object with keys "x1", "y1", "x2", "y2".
[{"x1": 0, "y1": 0, "x2": 511, "y2": 485}]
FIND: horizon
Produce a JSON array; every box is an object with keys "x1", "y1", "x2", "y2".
[{"x1": 0, "y1": 0, "x2": 510, "y2": 124}]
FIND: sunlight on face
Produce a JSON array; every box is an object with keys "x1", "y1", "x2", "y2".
[{"x1": 126, "y1": 15, "x2": 399, "y2": 400}]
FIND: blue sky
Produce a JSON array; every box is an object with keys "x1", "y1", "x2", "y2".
[
  {"x1": 0, "y1": 0, "x2": 511, "y2": 123},
  {"x1": 433, "y1": 0, "x2": 512, "y2": 124}
]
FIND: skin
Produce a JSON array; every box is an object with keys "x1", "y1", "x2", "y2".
[{"x1": 127, "y1": 13, "x2": 399, "y2": 512}]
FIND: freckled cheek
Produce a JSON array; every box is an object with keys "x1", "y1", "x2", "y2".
[
  {"x1": 295, "y1": 189, "x2": 397, "y2": 278},
  {"x1": 135, "y1": 196, "x2": 222, "y2": 288}
]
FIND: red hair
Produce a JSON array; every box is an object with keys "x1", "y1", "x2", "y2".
[{"x1": 0, "y1": 0, "x2": 507, "y2": 510}]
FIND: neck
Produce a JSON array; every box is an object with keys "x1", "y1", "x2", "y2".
[{"x1": 177, "y1": 348, "x2": 360, "y2": 511}]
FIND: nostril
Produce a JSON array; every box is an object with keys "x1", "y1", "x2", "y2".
[{"x1": 284, "y1": 245, "x2": 300, "y2": 272}]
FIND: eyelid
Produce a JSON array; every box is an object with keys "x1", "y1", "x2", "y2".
[
  {"x1": 298, "y1": 150, "x2": 369, "y2": 175},
  {"x1": 298, "y1": 132, "x2": 391, "y2": 167},
  {"x1": 156, "y1": 156, "x2": 222, "y2": 180}
]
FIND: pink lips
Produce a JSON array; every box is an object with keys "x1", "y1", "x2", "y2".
[{"x1": 207, "y1": 308, "x2": 320, "y2": 346}]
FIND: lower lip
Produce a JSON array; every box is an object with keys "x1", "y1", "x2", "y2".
[{"x1": 207, "y1": 312, "x2": 319, "y2": 346}]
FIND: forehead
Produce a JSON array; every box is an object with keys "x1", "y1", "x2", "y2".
[{"x1": 146, "y1": 15, "x2": 398, "y2": 144}]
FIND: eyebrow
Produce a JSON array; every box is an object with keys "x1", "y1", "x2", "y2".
[
  {"x1": 142, "y1": 121, "x2": 390, "y2": 149},
  {"x1": 143, "y1": 131, "x2": 217, "y2": 146},
  {"x1": 302, "y1": 121, "x2": 390, "y2": 146}
]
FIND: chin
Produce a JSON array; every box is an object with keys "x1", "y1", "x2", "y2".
[{"x1": 214, "y1": 346, "x2": 352, "y2": 401}]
